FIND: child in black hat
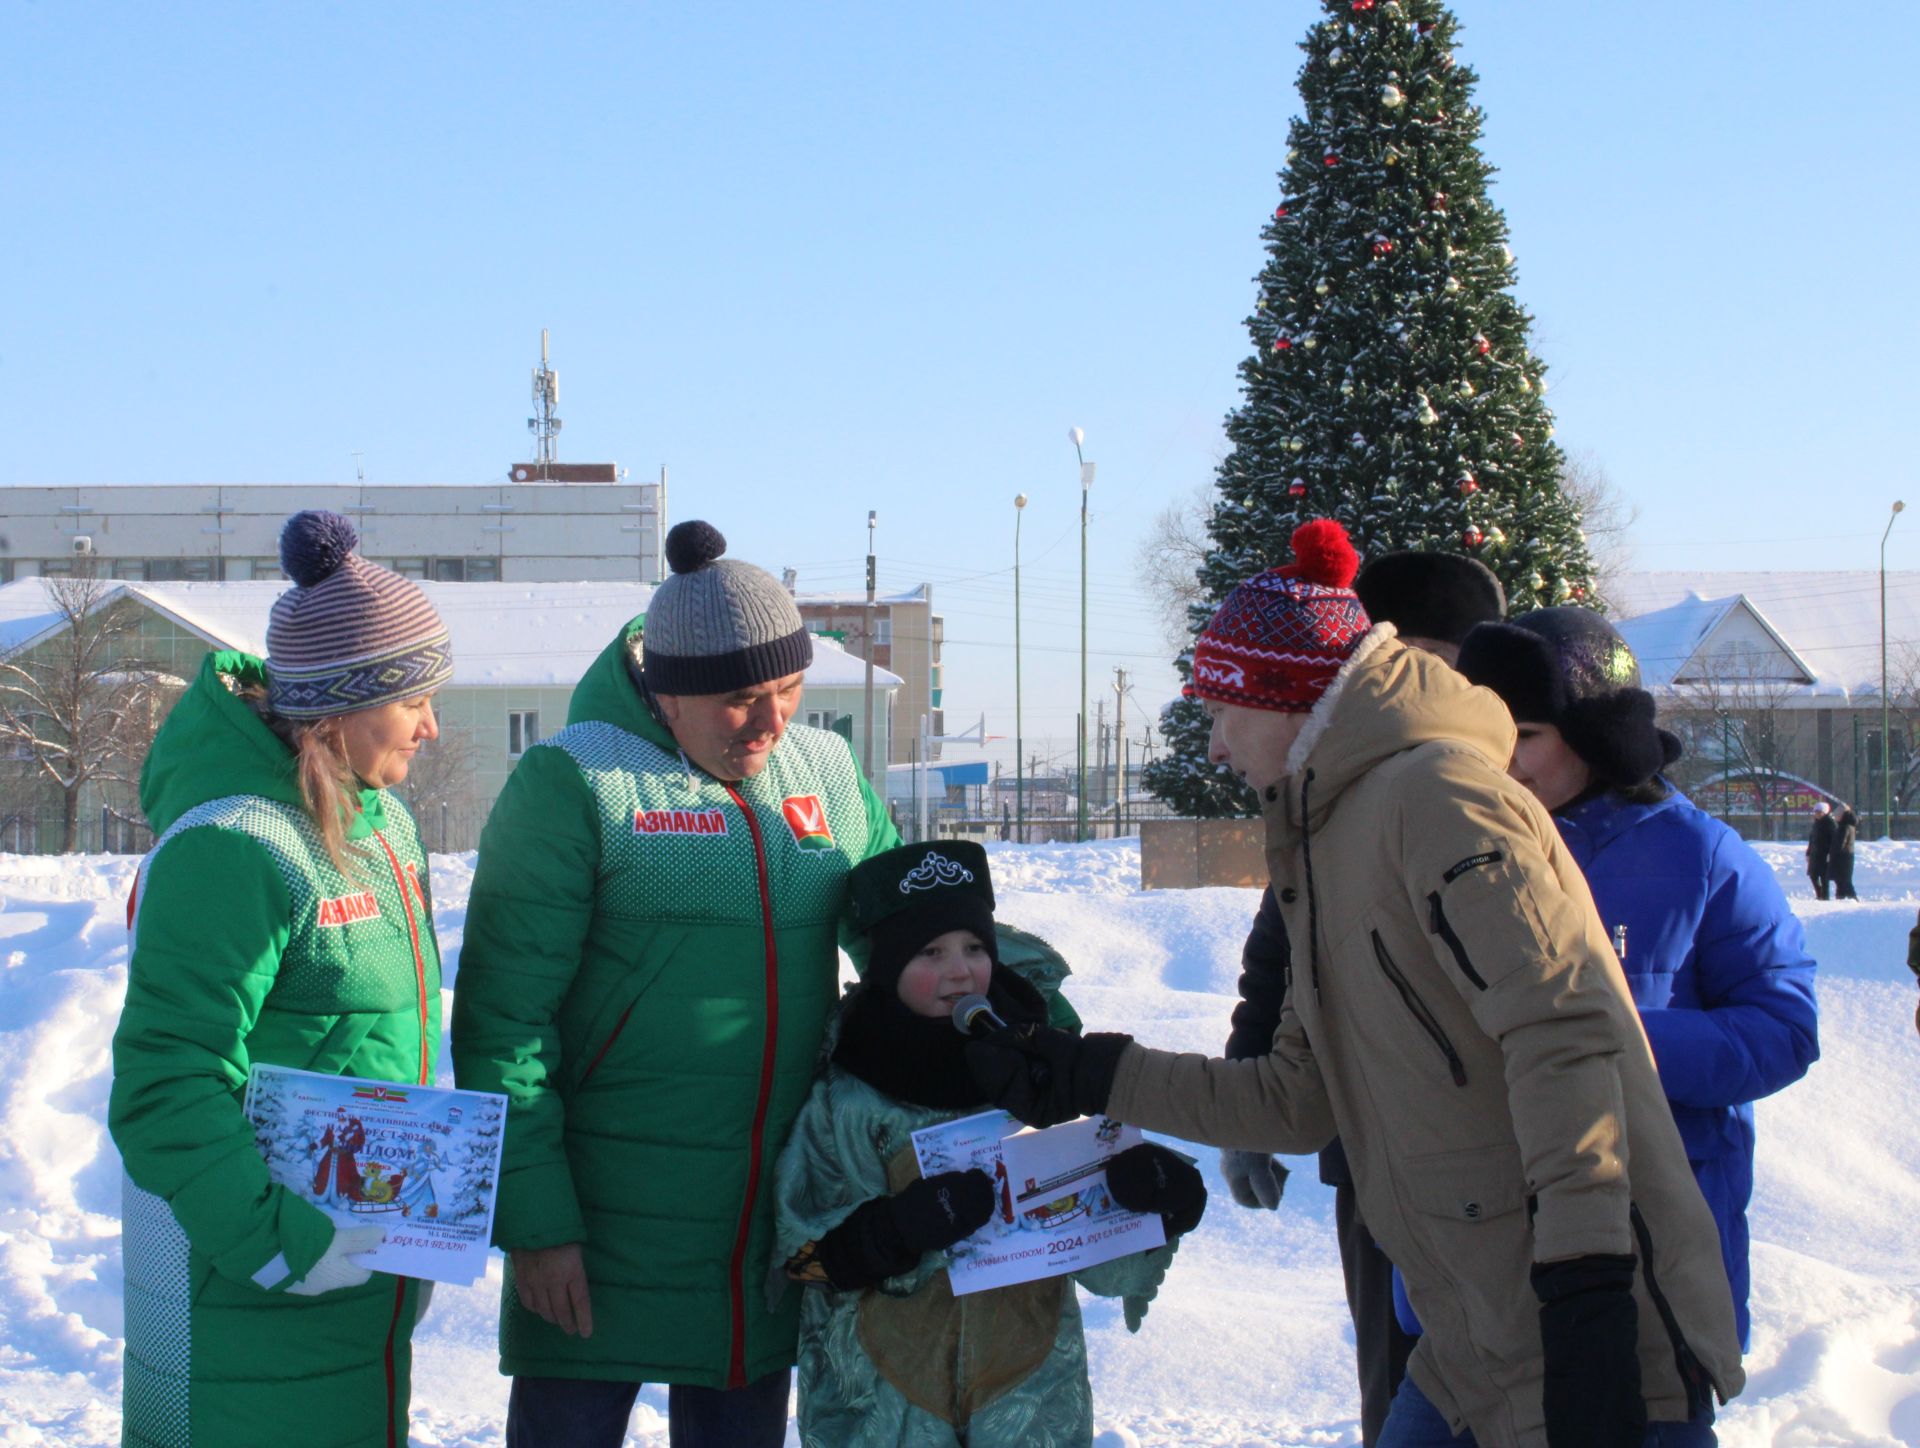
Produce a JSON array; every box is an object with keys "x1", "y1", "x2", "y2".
[{"x1": 771, "y1": 840, "x2": 1204, "y2": 1447}]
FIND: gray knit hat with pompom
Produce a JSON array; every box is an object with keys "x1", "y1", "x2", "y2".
[
  {"x1": 640, "y1": 521, "x2": 812, "y2": 695},
  {"x1": 265, "y1": 510, "x2": 453, "y2": 719}
]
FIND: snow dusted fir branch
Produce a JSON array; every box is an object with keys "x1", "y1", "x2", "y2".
[{"x1": 1147, "y1": 0, "x2": 1597, "y2": 818}]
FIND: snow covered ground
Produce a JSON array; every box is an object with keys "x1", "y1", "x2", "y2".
[{"x1": 2, "y1": 837, "x2": 1916, "y2": 1446}]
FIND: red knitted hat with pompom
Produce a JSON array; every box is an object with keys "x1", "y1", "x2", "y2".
[{"x1": 1187, "y1": 519, "x2": 1373, "y2": 712}]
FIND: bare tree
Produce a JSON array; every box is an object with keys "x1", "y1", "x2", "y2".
[
  {"x1": 1559, "y1": 450, "x2": 1639, "y2": 612},
  {"x1": 1662, "y1": 644, "x2": 1803, "y2": 837},
  {"x1": 1135, "y1": 482, "x2": 1215, "y2": 653},
  {"x1": 394, "y1": 720, "x2": 481, "y2": 852},
  {"x1": 0, "y1": 575, "x2": 173, "y2": 852}
]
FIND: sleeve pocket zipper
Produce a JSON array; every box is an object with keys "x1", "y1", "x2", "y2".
[
  {"x1": 1427, "y1": 892, "x2": 1489, "y2": 990},
  {"x1": 1371, "y1": 931, "x2": 1468, "y2": 1087}
]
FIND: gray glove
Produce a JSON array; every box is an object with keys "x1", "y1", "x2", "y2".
[
  {"x1": 285, "y1": 1224, "x2": 386, "y2": 1296},
  {"x1": 1219, "y1": 1150, "x2": 1288, "y2": 1210}
]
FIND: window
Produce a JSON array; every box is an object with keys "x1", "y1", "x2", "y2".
[
  {"x1": 806, "y1": 710, "x2": 832, "y2": 730},
  {"x1": 39, "y1": 558, "x2": 73, "y2": 578},
  {"x1": 874, "y1": 618, "x2": 893, "y2": 645},
  {"x1": 0, "y1": 559, "x2": 12, "y2": 584},
  {"x1": 145, "y1": 558, "x2": 217, "y2": 582},
  {"x1": 466, "y1": 557, "x2": 500, "y2": 582},
  {"x1": 112, "y1": 559, "x2": 148, "y2": 580},
  {"x1": 432, "y1": 558, "x2": 467, "y2": 582},
  {"x1": 391, "y1": 558, "x2": 428, "y2": 579},
  {"x1": 508, "y1": 710, "x2": 540, "y2": 757}
]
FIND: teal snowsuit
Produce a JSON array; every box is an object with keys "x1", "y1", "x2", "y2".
[
  {"x1": 774, "y1": 935, "x2": 1175, "y2": 1448},
  {"x1": 110, "y1": 651, "x2": 440, "y2": 1448}
]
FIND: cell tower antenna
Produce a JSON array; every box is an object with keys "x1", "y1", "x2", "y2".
[{"x1": 529, "y1": 327, "x2": 563, "y2": 467}]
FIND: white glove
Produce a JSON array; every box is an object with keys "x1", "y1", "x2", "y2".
[
  {"x1": 286, "y1": 1224, "x2": 387, "y2": 1297},
  {"x1": 1219, "y1": 1149, "x2": 1289, "y2": 1210}
]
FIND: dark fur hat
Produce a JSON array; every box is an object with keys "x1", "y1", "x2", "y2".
[
  {"x1": 1456, "y1": 608, "x2": 1682, "y2": 792},
  {"x1": 1354, "y1": 551, "x2": 1507, "y2": 646}
]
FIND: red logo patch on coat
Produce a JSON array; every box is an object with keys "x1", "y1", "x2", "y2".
[
  {"x1": 781, "y1": 795, "x2": 835, "y2": 852},
  {"x1": 316, "y1": 891, "x2": 381, "y2": 927}
]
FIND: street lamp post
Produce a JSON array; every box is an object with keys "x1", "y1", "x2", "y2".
[
  {"x1": 1014, "y1": 493, "x2": 1028, "y2": 845},
  {"x1": 863, "y1": 510, "x2": 878, "y2": 796},
  {"x1": 1881, "y1": 500, "x2": 1905, "y2": 839},
  {"x1": 1069, "y1": 427, "x2": 1094, "y2": 842}
]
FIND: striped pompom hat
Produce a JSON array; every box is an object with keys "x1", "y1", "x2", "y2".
[
  {"x1": 1187, "y1": 519, "x2": 1371, "y2": 713},
  {"x1": 265, "y1": 511, "x2": 453, "y2": 719}
]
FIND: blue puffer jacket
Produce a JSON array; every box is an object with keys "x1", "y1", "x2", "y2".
[
  {"x1": 1394, "y1": 784, "x2": 1819, "y2": 1349},
  {"x1": 1557, "y1": 786, "x2": 1818, "y2": 1347}
]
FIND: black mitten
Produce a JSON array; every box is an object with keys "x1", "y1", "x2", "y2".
[
  {"x1": 1107, "y1": 1143, "x2": 1208, "y2": 1237},
  {"x1": 964, "y1": 1025, "x2": 1134, "y2": 1128},
  {"x1": 814, "y1": 1169, "x2": 996, "y2": 1291},
  {"x1": 1532, "y1": 1253, "x2": 1645, "y2": 1448}
]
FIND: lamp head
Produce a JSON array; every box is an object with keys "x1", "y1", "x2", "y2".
[
  {"x1": 1895, "y1": 501, "x2": 1907, "y2": 515},
  {"x1": 1068, "y1": 426, "x2": 1085, "y2": 448},
  {"x1": 1015, "y1": 493, "x2": 1028, "y2": 509}
]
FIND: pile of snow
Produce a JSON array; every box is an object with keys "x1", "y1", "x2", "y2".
[{"x1": 2, "y1": 839, "x2": 1917, "y2": 1446}]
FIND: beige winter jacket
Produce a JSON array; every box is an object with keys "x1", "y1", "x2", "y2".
[{"x1": 1109, "y1": 628, "x2": 1743, "y2": 1446}]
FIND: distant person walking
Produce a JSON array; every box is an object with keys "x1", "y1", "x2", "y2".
[
  {"x1": 1805, "y1": 802, "x2": 1835, "y2": 899},
  {"x1": 1829, "y1": 803, "x2": 1860, "y2": 900}
]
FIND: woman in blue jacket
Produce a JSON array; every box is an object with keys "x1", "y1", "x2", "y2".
[{"x1": 1457, "y1": 608, "x2": 1819, "y2": 1350}]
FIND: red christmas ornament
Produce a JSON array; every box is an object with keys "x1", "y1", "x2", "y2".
[
  {"x1": 1571, "y1": 585, "x2": 1587, "y2": 600},
  {"x1": 1428, "y1": 193, "x2": 1448, "y2": 212},
  {"x1": 1462, "y1": 525, "x2": 1485, "y2": 549},
  {"x1": 1474, "y1": 333, "x2": 1491, "y2": 355},
  {"x1": 1456, "y1": 475, "x2": 1479, "y2": 496},
  {"x1": 1324, "y1": 152, "x2": 1341, "y2": 166},
  {"x1": 1509, "y1": 431, "x2": 1524, "y2": 448},
  {"x1": 1273, "y1": 337, "x2": 1293, "y2": 351},
  {"x1": 1288, "y1": 480, "x2": 1308, "y2": 498},
  {"x1": 1274, "y1": 205, "x2": 1289, "y2": 219},
  {"x1": 1371, "y1": 236, "x2": 1395, "y2": 257},
  {"x1": 1418, "y1": 19, "x2": 1435, "y2": 33},
  {"x1": 1352, "y1": 0, "x2": 1376, "y2": 10}
]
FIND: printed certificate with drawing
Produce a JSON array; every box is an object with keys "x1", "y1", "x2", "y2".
[
  {"x1": 243, "y1": 1064, "x2": 508, "y2": 1285},
  {"x1": 909, "y1": 1110, "x2": 1166, "y2": 1296}
]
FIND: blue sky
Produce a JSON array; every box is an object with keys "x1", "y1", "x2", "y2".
[{"x1": 3, "y1": 1, "x2": 1911, "y2": 774}]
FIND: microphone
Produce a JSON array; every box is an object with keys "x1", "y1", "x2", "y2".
[{"x1": 951, "y1": 993, "x2": 1007, "y2": 1038}]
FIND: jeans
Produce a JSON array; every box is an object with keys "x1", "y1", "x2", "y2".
[
  {"x1": 1375, "y1": 1373, "x2": 1715, "y2": 1448},
  {"x1": 505, "y1": 1368, "x2": 791, "y2": 1448}
]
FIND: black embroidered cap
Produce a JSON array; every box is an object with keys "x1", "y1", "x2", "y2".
[{"x1": 848, "y1": 841, "x2": 998, "y2": 991}]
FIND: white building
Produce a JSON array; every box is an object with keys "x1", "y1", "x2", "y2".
[{"x1": 0, "y1": 470, "x2": 666, "y2": 584}]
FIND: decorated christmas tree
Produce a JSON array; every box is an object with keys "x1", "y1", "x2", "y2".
[{"x1": 1145, "y1": 0, "x2": 1596, "y2": 817}]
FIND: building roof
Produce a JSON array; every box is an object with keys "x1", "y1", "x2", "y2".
[
  {"x1": 794, "y1": 585, "x2": 931, "y2": 607},
  {"x1": 0, "y1": 578, "x2": 902, "y2": 691},
  {"x1": 1610, "y1": 571, "x2": 1920, "y2": 702}
]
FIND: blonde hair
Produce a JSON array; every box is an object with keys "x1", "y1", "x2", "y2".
[{"x1": 239, "y1": 684, "x2": 366, "y2": 875}]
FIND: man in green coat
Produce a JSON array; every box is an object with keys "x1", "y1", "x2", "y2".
[{"x1": 453, "y1": 521, "x2": 903, "y2": 1446}]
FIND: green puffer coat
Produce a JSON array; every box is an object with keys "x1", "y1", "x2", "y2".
[
  {"x1": 110, "y1": 651, "x2": 440, "y2": 1448},
  {"x1": 451, "y1": 622, "x2": 903, "y2": 1389},
  {"x1": 774, "y1": 937, "x2": 1173, "y2": 1448}
]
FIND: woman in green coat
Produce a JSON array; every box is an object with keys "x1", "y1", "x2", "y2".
[
  {"x1": 774, "y1": 843, "x2": 1204, "y2": 1447},
  {"x1": 110, "y1": 512, "x2": 452, "y2": 1448}
]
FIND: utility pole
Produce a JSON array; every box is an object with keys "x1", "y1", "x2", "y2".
[
  {"x1": 1113, "y1": 667, "x2": 1128, "y2": 833},
  {"x1": 863, "y1": 510, "x2": 878, "y2": 795}
]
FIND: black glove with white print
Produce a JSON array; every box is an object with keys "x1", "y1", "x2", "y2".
[{"x1": 815, "y1": 1169, "x2": 997, "y2": 1291}]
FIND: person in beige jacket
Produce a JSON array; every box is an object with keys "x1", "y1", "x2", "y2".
[{"x1": 966, "y1": 521, "x2": 1743, "y2": 1448}]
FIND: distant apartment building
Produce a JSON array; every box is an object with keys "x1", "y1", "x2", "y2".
[
  {"x1": 792, "y1": 584, "x2": 943, "y2": 765},
  {"x1": 0, "y1": 466, "x2": 666, "y2": 584}
]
